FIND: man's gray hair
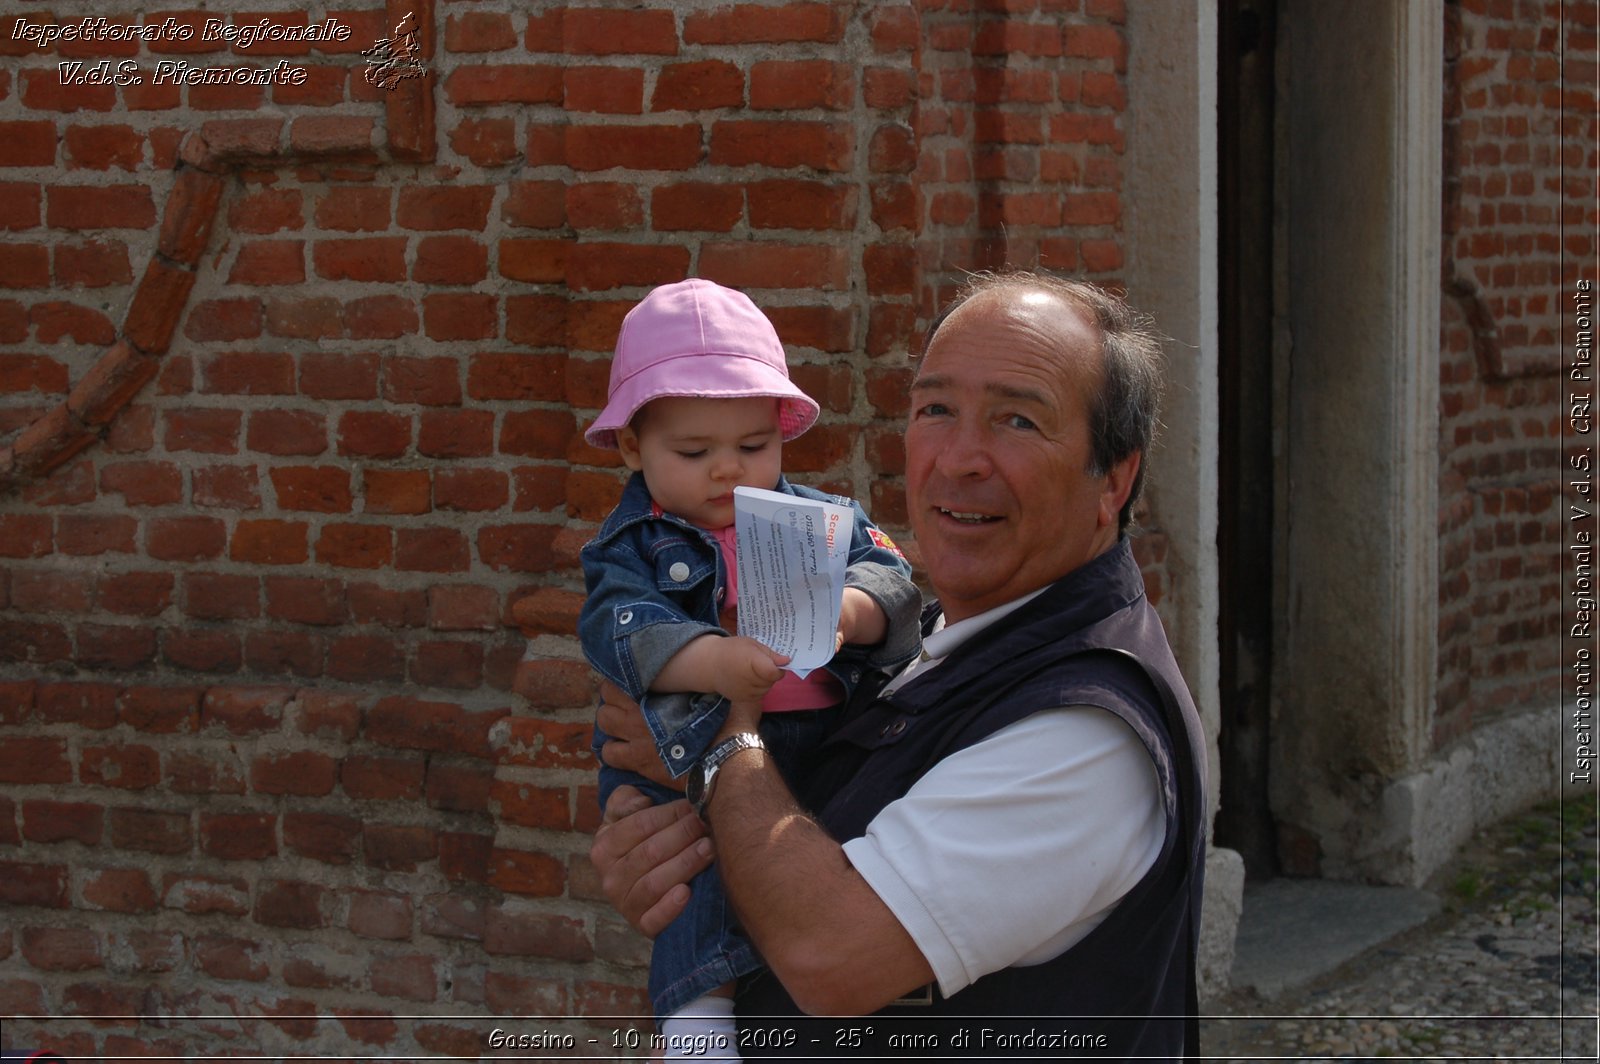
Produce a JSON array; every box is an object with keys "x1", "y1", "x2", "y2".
[{"x1": 922, "y1": 271, "x2": 1165, "y2": 534}]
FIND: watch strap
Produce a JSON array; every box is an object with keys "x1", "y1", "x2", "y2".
[{"x1": 691, "y1": 732, "x2": 764, "y2": 816}]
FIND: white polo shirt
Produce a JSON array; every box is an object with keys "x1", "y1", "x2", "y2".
[{"x1": 839, "y1": 593, "x2": 1165, "y2": 998}]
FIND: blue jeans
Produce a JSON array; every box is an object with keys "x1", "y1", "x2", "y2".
[{"x1": 595, "y1": 706, "x2": 839, "y2": 1020}]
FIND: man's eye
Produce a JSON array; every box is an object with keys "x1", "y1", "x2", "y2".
[
  {"x1": 1006, "y1": 414, "x2": 1038, "y2": 431},
  {"x1": 915, "y1": 402, "x2": 950, "y2": 418}
]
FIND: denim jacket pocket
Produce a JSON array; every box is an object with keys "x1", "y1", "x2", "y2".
[{"x1": 644, "y1": 537, "x2": 718, "y2": 595}]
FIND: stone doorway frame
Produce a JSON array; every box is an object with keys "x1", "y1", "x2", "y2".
[{"x1": 1128, "y1": 0, "x2": 1450, "y2": 889}]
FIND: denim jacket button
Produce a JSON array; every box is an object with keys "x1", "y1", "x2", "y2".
[
  {"x1": 668, "y1": 562, "x2": 691, "y2": 582},
  {"x1": 618, "y1": 609, "x2": 633, "y2": 625},
  {"x1": 669, "y1": 744, "x2": 687, "y2": 760}
]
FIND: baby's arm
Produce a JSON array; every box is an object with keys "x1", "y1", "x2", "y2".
[
  {"x1": 653, "y1": 633, "x2": 789, "y2": 705},
  {"x1": 833, "y1": 502, "x2": 921, "y2": 670},
  {"x1": 836, "y1": 587, "x2": 889, "y2": 651}
]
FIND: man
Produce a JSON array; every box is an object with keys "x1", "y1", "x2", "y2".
[{"x1": 591, "y1": 272, "x2": 1206, "y2": 1060}]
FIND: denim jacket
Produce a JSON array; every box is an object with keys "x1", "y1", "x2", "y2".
[{"x1": 580, "y1": 472, "x2": 921, "y2": 778}]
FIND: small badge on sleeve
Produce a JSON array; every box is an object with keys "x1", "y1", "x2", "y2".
[{"x1": 868, "y1": 527, "x2": 906, "y2": 560}]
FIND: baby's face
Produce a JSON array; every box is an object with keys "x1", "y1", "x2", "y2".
[{"x1": 617, "y1": 395, "x2": 784, "y2": 529}]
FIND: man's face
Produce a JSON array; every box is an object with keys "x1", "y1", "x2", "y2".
[
  {"x1": 616, "y1": 395, "x2": 783, "y2": 530},
  {"x1": 905, "y1": 288, "x2": 1136, "y2": 623}
]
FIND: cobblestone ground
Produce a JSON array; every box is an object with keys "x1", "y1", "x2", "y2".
[{"x1": 1202, "y1": 795, "x2": 1598, "y2": 1062}]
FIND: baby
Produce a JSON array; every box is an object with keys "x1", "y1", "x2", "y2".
[{"x1": 579, "y1": 279, "x2": 919, "y2": 1057}]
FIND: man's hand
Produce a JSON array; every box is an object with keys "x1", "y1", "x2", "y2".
[
  {"x1": 595, "y1": 680, "x2": 675, "y2": 789},
  {"x1": 590, "y1": 785, "x2": 715, "y2": 938}
]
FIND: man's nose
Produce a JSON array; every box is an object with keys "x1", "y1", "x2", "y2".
[{"x1": 934, "y1": 421, "x2": 992, "y2": 478}]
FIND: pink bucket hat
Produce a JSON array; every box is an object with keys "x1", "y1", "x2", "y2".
[{"x1": 584, "y1": 279, "x2": 820, "y2": 449}]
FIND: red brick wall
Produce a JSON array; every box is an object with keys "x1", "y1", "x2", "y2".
[
  {"x1": 1435, "y1": 0, "x2": 1593, "y2": 747},
  {"x1": 0, "y1": 1, "x2": 1133, "y2": 1055}
]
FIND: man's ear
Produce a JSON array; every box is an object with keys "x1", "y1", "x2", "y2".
[
  {"x1": 615, "y1": 426, "x2": 645, "y2": 472},
  {"x1": 1098, "y1": 450, "x2": 1141, "y2": 529}
]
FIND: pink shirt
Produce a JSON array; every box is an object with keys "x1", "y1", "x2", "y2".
[{"x1": 708, "y1": 525, "x2": 845, "y2": 713}]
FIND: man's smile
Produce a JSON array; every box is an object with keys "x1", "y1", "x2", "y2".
[{"x1": 936, "y1": 506, "x2": 1002, "y2": 525}]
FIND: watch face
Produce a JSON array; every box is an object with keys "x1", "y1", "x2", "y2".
[{"x1": 686, "y1": 764, "x2": 708, "y2": 810}]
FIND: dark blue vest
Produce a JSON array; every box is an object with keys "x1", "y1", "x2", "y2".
[{"x1": 736, "y1": 540, "x2": 1206, "y2": 1061}]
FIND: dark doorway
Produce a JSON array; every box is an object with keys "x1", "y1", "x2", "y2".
[{"x1": 1217, "y1": 0, "x2": 1280, "y2": 880}]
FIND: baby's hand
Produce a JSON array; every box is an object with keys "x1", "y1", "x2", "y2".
[
  {"x1": 835, "y1": 587, "x2": 888, "y2": 652},
  {"x1": 713, "y1": 636, "x2": 790, "y2": 704}
]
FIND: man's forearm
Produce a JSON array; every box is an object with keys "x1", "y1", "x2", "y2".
[{"x1": 703, "y1": 723, "x2": 933, "y2": 1015}]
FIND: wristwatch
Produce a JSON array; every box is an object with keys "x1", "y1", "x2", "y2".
[{"x1": 687, "y1": 732, "x2": 765, "y2": 817}]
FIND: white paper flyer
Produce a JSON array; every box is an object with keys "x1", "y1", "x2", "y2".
[{"x1": 732, "y1": 486, "x2": 853, "y2": 677}]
